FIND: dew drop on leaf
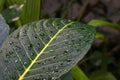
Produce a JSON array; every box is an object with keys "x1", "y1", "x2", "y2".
[
  {"x1": 52, "y1": 77, "x2": 56, "y2": 80},
  {"x1": 42, "y1": 62, "x2": 46, "y2": 65},
  {"x1": 4, "y1": 67, "x2": 7, "y2": 72},
  {"x1": 30, "y1": 53, "x2": 34, "y2": 56},
  {"x1": 63, "y1": 50, "x2": 69, "y2": 55},
  {"x1": 66, "y1": 59, "x2": 72, "y2": 62},
  {"x1": 24, "y1": 62, "x2": 27, "y2": 65},
  {"x1": 51, "y1": 71, "x2": 55, "y2": 74},
  {"x1": 15, "y1": 60, "x2": 18, "y2": 63},
  {"x1": 9, "y1": 41, "x2": 13, "y2": 45}
]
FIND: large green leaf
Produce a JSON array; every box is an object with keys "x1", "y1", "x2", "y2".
[
  {"x1": 0, "y1": 14, "x2": 9, "y2": 48},
  {"x1": 90, "y1": 71, "x2": 117, "y2": 80},
  {"x1": 0, "y1": 18, "x2": 95, "y2": 80}
]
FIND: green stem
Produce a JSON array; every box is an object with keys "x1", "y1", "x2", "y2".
[
  {"x1": 88, "y1": 20, "x2": 120, "y2": 32},
  {"x1": 101, "y1": 39, "x2": 108, "y2": 71}
]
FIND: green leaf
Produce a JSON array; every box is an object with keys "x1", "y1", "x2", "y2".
[
  {"x1": 2, "y1": 5, "x2": 21, "y2": 23},
  {"x1": 0, "y1": 14, "x2": 9, "y2": 48},
  {"x1": 71, "y1": 65, "x2": 89, "y2": 80},
  {"x1": 0, "y1": 18, "x2": 96, "y2": 80},
  {"x1": 0, "y1": 0, "x2": 5, "y2": 12},
  {"x1": 6, "y1": 0, "x2": 24, "y2": 5},
  {"x1": 88, "y1": 20, "x2": 120, "y2": 38},
  {"x1": 20, "y1": 0, "x2": 41, "y2": 25},
  {"x1": 88, "y1": 19, "x2": 120, "y2": 32},
  {"x1": 90, "y1": 71, "x2": 117, "y2": 80}
]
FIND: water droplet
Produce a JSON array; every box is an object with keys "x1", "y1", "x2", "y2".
[
  {"x1": 9, "y1": 41, "x2": 13, "y2": 45},
  {"x1": 6, "y1": 53, "x2": 11, "y2": 58},
  {"x1": 24, "y1": 62, "x2": 27, "y2": 65},
  {"x1": 64, "y1": 69, "x2": 67, "y2": 72},
  {"x1": 52, "y1": 77, "x2": 56, "y2": 80},
  {"x1": 42, "y1": 62, "x2": 46, "y2": 65},
  {"x1": 4, "y1": 67, "x2": 7, "y2": 72},
  {"x1": 66, "y1": 59, "x2": 72, "y2": 62},
  {"x1": 48, "y1": 77, "x2": 56, "y2": 80},
  {"x1": 55, "y1": 67, "x2": 58, "y2": 69},
  {"x1": 66, "y1": 50, "x2": 69, "y2": 52},
  {"x1": 15, "y1": 60, "x2": 18, "y2": 63},
  {"x1": 51, "y1": 71, "x2": 55, "y2": 74},
  {"x1": 30, "y1": 53, "x2": 34, "y2": 56},
  {"x1": 63, "y1": 50, "x2": 69, "y2": 55}
]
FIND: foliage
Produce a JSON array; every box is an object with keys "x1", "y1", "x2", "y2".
[
  {"x1": 71, "y1": 66, "x2": 89, "y2": 80},
  {"x1": 0, "y1": 17, "x2": 95, "y2": 80},
  {"x1": 0, "y1": 0, "x2": 120, "y2": 80}
]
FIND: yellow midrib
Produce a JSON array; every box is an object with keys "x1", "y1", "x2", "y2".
[{"x1": 18, "y1": 22, "x2": 74, "y2": 80}]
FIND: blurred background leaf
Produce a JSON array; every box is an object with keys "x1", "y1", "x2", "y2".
[
  {"x1": 20, "y1": 0, "x2": 41, "y2": 25},
  {"x1": 71, "y1": 66, "x2": 89, "y2": 80},
  {"x1": 90, "y1": 71, "x2": 116, "y2": 80}
]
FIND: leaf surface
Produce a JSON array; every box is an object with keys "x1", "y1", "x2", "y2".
[
  {"x1": 0, "y1": 18, "x2": 95, "y2": 80},
  {"x1": 0, "y1": 14, "x2": 9, "y2": 48},
  {"x1": 60, "y1": 71, "x2": 73, "y2": 80}
]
